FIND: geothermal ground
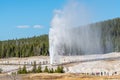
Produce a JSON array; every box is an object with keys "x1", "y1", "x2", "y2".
[{"x1": 0, "y1": 52, "x2": 120, "y2": 79}]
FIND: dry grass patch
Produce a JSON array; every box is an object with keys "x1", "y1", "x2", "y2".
[
  {"x1": 1, "y1": 73, "x2": 120, "y2": 80},
  {"x1": 22, "y1": 73, "x2": 120, "y2": 80}
]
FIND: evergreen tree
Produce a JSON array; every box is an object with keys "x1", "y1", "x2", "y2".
[
  {"x1": 22, "y1": 64, "x2": 27, "y2": 74},
  {"x1": 37, "y1": 64, "x2": 42, "y2": 73},
  {"x1": 44, "y1": 66, "x2": 49, "y2": 73},
  {"x1": 17, "y1": 67, "x2": 22, "y2": 74},
  {"x1": 55, "y1": 66, "x2": 60, "y2": 73},
  {"x1": 60, "y1": 66, "x2": 64, "y2": 73},
  {"x1": 32, "y1": 61, "x2": 37, "y2": 73},
  {"x1": 55, "y1": 66, "x2": 64, "y2": 73},
  {"x1": 0, "y1": 68, "x2": 2, "y2": 73},
  {"x1": 49, "y1": 68, "x2": 54, "y2": 73}
]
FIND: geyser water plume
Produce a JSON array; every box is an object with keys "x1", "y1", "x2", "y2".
[{"x1": 49, "y1": 1, "x2": 112, "y2": 64}]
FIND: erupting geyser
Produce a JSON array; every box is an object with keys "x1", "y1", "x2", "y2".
[{"x1": 49, "y1": 1, "x2": 113, "y2": 64}]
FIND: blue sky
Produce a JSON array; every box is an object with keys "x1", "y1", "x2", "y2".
[{"x1": 0, "y1": 0, "x2": 120, "y2": 40}]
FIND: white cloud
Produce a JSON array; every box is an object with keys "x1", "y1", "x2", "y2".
[
  {"x1": 17, "y1": 25, "x2": 30, "y2": 29},
  {"x1": 33, "y1": 25, "x2": 43, "y2": 29},
  {"x1": 17, "y1": 25, "x2": 44, "y2": 29}
]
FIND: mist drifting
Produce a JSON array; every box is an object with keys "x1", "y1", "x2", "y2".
[{"x1": 49, "y1": 1, "x2": 112, "y2": 64}]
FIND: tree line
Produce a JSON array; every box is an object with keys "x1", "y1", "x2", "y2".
[
  {"x1": 91, "y1": 17, "x2": 120, "y2": 53},
  {"x1": 87, "y1": 17, "x2": 120, "y2": 53},
  {"x1": 0, "y1": 35, "x2": 49, "y2": 58},
  {"x1": 17, "y1": 61, "x2": 64, "y2": 74}
]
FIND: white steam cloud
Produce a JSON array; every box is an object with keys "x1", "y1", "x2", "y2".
[
  {"x1": 51, "y1": 1, "x2": 90, "y2": 28},
  {"x1": 49, "y1": 1, "x2": 104, "y2": 64}
]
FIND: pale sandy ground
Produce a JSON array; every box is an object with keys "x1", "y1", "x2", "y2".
[
  {"x1": 1, "y1": 52, "x2": 120, "y2": 79},
  {"x1": 0, "y1": 56, "x2": 51, "y2": 73},
  {"x1": 1, "y1": 52, "x2": 120, "y2": 74},
  {"x1": 64, "y1": 52, "x2": 120, "y2": 75}
]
